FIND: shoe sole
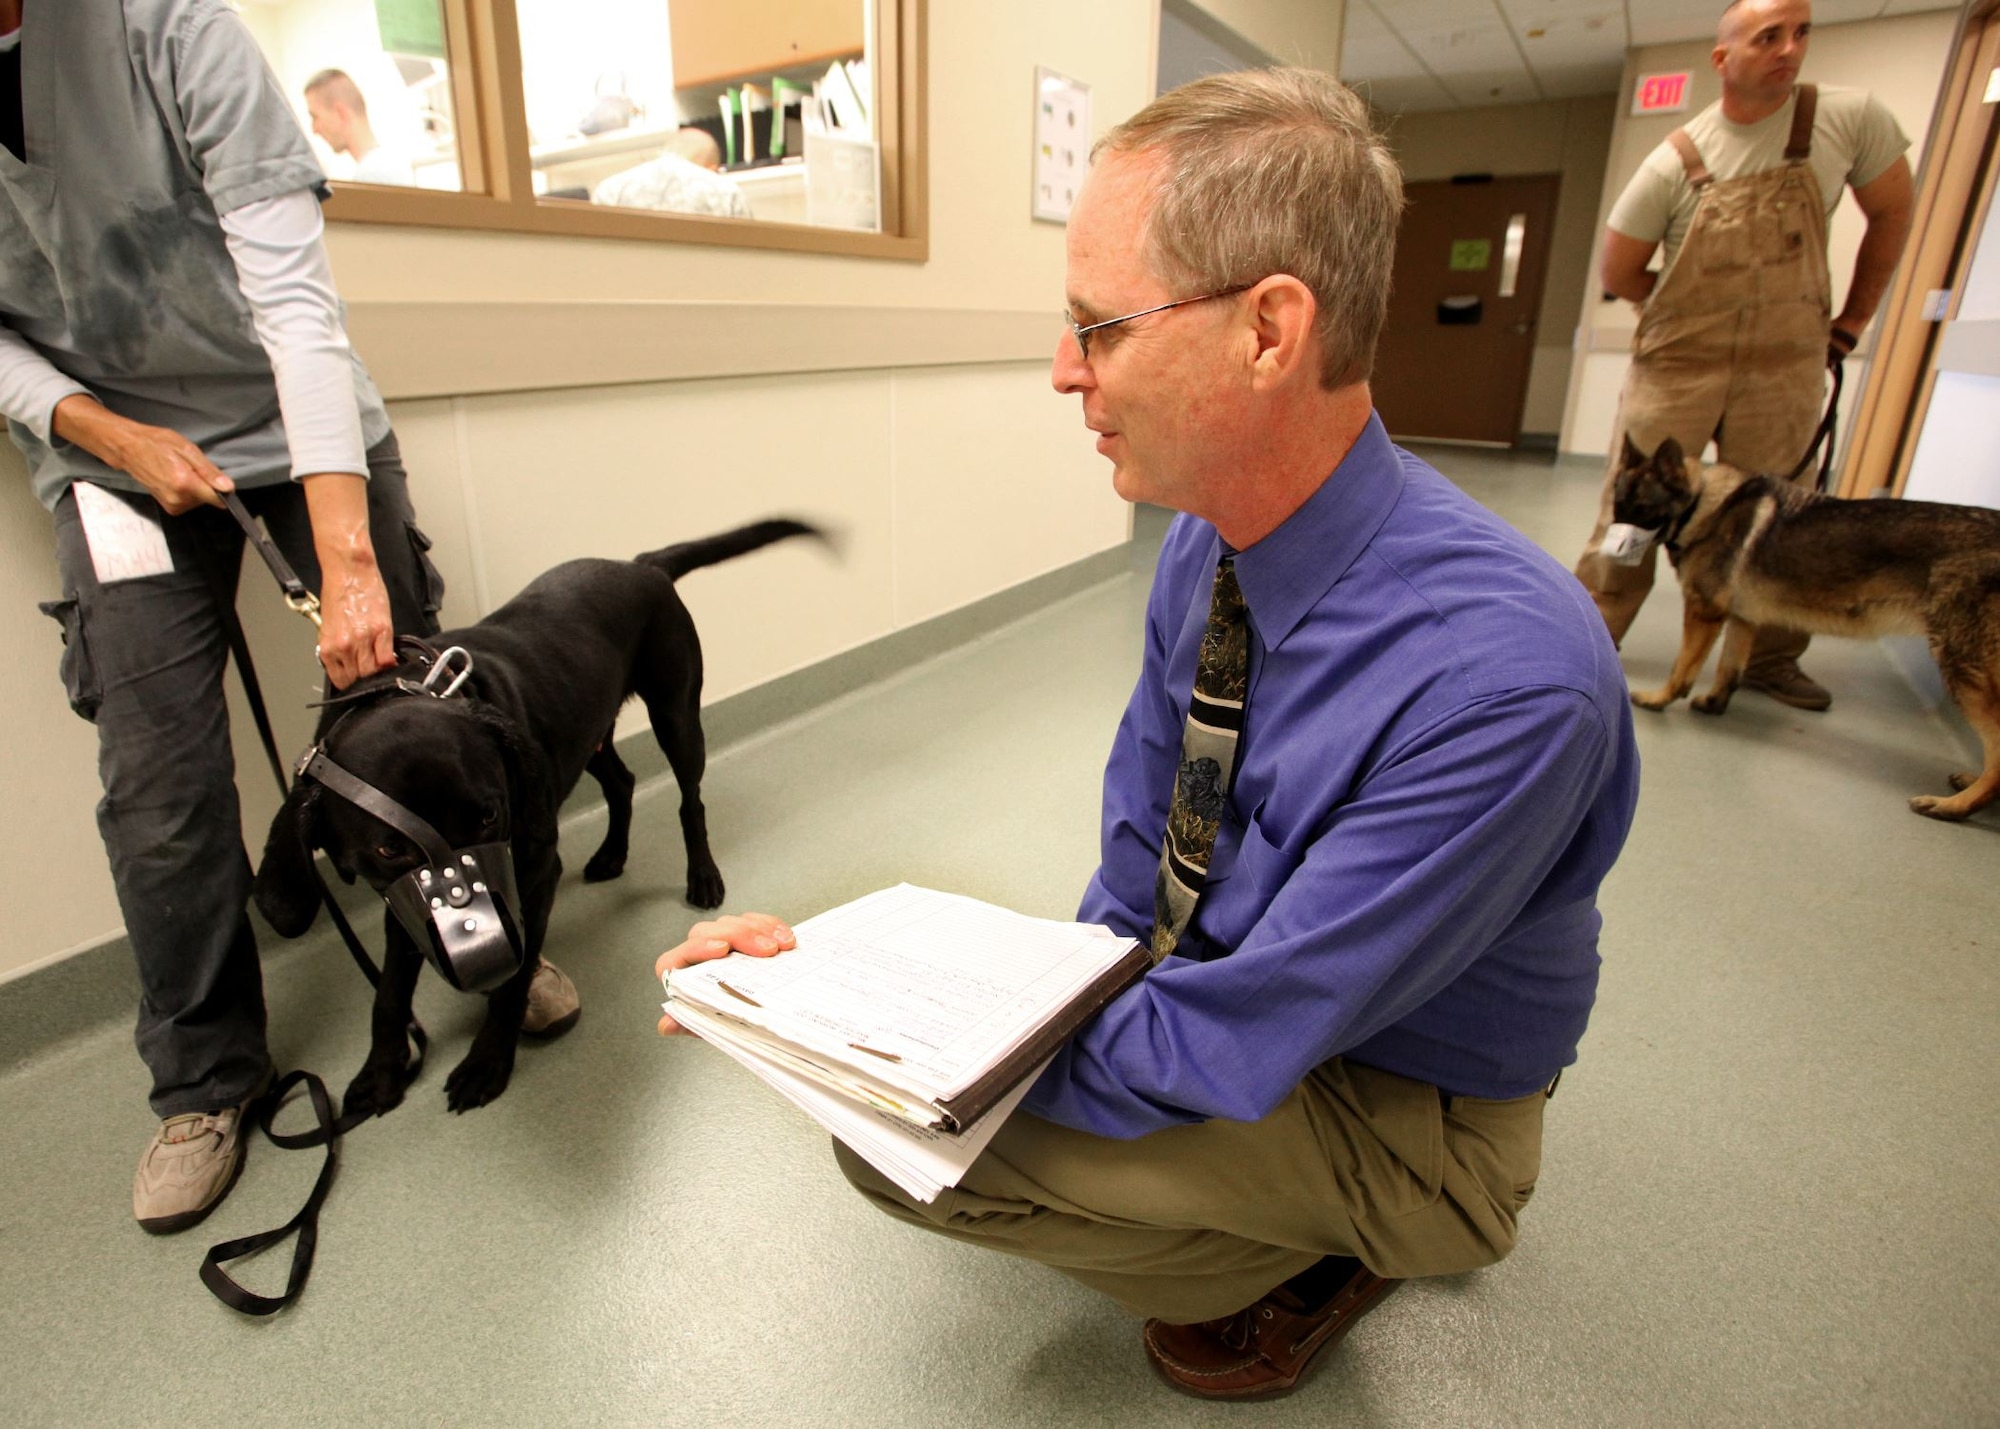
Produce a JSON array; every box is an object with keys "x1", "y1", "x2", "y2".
[{"x1": 135, "y1": 1135, "x2": 248, "y2": 1237}]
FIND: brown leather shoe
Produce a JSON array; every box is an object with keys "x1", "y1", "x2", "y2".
[
  {"x1": 1142, "y1": 1266, "x2": 1398, "y2": 1401},
  {"x1": 1741, "y1": 661, "x2": 1831, "y2": 711}
]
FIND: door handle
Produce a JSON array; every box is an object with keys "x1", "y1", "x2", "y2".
[{"x1": 1509, "y1": 319, "x2": 1534, "y2": 335}]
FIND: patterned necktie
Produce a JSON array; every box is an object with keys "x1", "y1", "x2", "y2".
[{"x1": 1152, "y1": 555, "x2": 1249, "y2": 961}]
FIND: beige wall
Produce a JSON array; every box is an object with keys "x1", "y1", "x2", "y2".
[
  {"x1": 0, "y1": 1, "x2": 1157, "y2": 982},
  {"x1": 1558, "y1": 10, "x2": 1959, "y2": 457},
  {"x1": 1385, "y1": 95, "x2": 1617, "y2": 436}
]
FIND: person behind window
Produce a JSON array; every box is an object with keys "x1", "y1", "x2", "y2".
[
  {"x1": 303, "y1": 67, "x2": 415, "y2": 188},
  {"x1": 592, "y1": 126, "x2": 752, "y2": 220}
]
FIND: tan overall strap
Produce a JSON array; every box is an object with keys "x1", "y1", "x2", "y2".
[
  {"x1": 1785, "y1": 84, "x2": 1817, "y2": 161},
  {"x1": 1667, "y1": 129, "x2": 1711, "y2": 189}
]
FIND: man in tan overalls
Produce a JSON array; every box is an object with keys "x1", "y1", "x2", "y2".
[{"x1": 1575, "y1": 0, "x2": 1914, "y2": 709}]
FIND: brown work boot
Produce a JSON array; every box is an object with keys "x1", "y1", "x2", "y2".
[
  {"x1": 1142, "y1": 1264, "x2": 1398, "y2": 1401},
  {"x1": 132, "y1": 1091, "x2": 259, "y2": 1235},
  {"x1": 521, "y1": 959, "x2": 580, "y2": 1037},
  {"x1": 1742, "y1": 660, "x2": 1832, "y2": 711}
]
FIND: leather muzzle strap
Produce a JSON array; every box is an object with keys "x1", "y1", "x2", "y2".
[{"x1": 301, "y1": 749, "x2": 458, "y2": 872}]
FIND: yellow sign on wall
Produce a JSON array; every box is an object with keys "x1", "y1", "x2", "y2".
[{"x1": 1449, "y1": 240, "x2": 1492, "y2": 272}]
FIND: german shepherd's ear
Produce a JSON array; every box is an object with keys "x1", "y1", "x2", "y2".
[
  {"x1": 1651, "y1": 435, "x2": 1685, "y2": 471},
  {"x1": 254, "y1": 782, "x2": 326, "y2": 938},
  {"x1": 1621, "y1": 432, "x2": 1649, "y2": 469}
]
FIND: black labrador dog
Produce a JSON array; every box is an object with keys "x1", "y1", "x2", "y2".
[{"x1": 254, "y1": 518, "x2": 821, "y2": 1115}]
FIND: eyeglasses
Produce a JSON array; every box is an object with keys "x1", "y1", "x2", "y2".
[{"x1": 1063, "y1": 285, "x2": 1254, "y2": 362}]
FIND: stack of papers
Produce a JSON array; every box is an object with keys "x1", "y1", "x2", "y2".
[{"x1": 664, "y1": 884, "x2": 1148, "y2": 1202}]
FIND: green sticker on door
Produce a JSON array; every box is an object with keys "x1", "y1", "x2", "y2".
[{"x1": 1449, "y1": 239, "x2": 1492, "y2": 272}]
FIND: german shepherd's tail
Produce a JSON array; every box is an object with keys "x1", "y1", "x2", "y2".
[{"x1": 639, "y1": 518, "x2": 826, "y2": 581}]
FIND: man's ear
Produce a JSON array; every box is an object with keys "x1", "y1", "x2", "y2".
[
  {"x1": 1245, "y1": 275, "x2": 1318, "y2": 390},
  {"x1": 254, "y1": 783, "x2": 325, "y2": 938}
]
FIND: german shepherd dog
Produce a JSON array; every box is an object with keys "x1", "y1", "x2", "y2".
[{"x1": 1609, "y1": 435, "x2": 2000, "y2": 820}]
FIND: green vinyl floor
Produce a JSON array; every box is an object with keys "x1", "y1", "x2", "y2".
[{"x1": 1, "y1": 444, "x2": 1995, "y2": 1427}]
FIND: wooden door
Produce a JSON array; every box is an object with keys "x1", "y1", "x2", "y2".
[
  {"x1": 1842, "y1": 2, "x2": 2000, "y2": 501},
  {"x1": 1372, "y1": 175, "x2": 1559, "y2": 445}
]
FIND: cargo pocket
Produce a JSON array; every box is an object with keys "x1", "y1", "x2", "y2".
[
  {"x1": 37, "y1": 595, "x2": 102, "y2": 722},
  {"x1": 405, "y1": 522, "x2": 447, "y2": 628}
]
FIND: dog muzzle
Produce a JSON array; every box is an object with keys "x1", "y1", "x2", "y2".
[
  {"x1": 380, "y1": 841, "x2": 524, "y2": 993},
  {"x1": 297, "y1": 744, "x2": 527, "y2": 994},
  {"x1": 1597, "y1": 522, "x2": 1659, "y2": 566}
]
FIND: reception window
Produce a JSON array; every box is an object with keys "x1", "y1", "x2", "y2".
[{"x1": 238, "y1": 0, "x2": 927, "y2": 259}]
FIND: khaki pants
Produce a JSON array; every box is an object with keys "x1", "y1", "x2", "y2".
[{"x1": 836, "y1": 1060, "x2": 1546, "y2": 1324}]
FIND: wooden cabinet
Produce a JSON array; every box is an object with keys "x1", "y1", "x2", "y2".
[{"x1": 669, "y1": 0, "x2": 865, "y2": 89}]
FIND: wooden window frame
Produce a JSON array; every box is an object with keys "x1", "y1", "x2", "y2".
[{"x1": 319, "y1": 0, "x2": 927, "y2": 262}]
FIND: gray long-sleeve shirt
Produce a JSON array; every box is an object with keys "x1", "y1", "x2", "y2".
[{"x1": 0, "y1": 0, "x2": 390, "y2": 509}]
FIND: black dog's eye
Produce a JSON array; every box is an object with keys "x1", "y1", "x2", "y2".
[
  {"x1": 480, "y1": 805, "x2": 500, "y2": 827},
  {"x1": 375, "y1": 843, "x2": 399, "y2": 861}
]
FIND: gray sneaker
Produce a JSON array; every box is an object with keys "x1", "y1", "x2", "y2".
[
  {"x1": 132, "y1": 1096, "x2": 256, "y2": 1235},
  {"x1": 521, "y1": 959, "x2": 581, "y2": 1038}
]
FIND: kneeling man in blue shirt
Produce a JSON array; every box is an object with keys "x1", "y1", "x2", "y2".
[{"x1": 656, "y1": 67, "x2": 1640, "y2": 1402}]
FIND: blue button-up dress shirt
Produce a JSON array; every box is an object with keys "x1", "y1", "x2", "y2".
[{"x1": 1023, "y1": 415, "x2": 1641, "y2": 1138}]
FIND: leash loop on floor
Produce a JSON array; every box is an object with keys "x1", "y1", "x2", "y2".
[{"x1": 197, "y1": 1070, "x2": 338, "y2": 1316}]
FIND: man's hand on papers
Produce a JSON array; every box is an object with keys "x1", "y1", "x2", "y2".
[{"x1": 655, "y1": 912, "x2": 795, "y2": 1035}]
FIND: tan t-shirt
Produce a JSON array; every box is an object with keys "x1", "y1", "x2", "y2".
[{"x1": 1607, "y1": 84, "x2": 1908, "y2": 272}]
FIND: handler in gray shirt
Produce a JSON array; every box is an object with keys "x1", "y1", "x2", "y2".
[{"x1": 0, "y1": 0, "x2": 572, "y2": 1232}]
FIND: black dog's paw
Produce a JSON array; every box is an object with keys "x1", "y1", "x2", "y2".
[
  {"x1": 582, "y1": 846, "x2": 627, "y2": 883},
  {"x1": 343, "y1": 1057, "x2": 411, "y2": 1121},
  {"x1": 685, "y1": 861, "x2": 725, "y2": 910},
  {"x1": 444, "y1": 1049, "x2": 515, "y2": 1113}
]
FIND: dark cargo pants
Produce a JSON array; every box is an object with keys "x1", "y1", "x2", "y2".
[{"x1": 40, "y1": 435, "x2": 442, "y2": 1116}]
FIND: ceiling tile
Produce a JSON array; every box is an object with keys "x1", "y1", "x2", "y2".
[
  {"x1": 1626, "y1": 1, "x2": 1731, "y2": 47},
  {"x1": 1881, "y1": 0, "x2": 1961, "y2": 13},
  {"x1": 1439, "y1": 68, "x2": 1547, "y2": 105},
  {"x1": 1342, "y1": 36, "x2": 1436, "y2": 82},
  {"x1": 1354, "y1": 73, "x2": 1460, "y2": 112},
  {"x1": 1344, "y1": 2, "x2": 1393, "y2": 41}
]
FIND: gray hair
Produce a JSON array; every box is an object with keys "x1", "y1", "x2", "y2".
[{"x1": 1095, "y1": 67, "x2": 1404, "y2": 389}]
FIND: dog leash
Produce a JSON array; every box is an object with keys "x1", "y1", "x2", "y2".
[
  {"x1": 1784, "y1": 356, "x2": 1845, "y2": 493},
  {"x1": 181, "y1": 491, "x2": 430, "y2": 1315}
]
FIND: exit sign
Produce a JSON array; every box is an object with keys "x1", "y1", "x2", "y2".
[{"x1": 1633, "y1": 72, "x2": 1691, "y2": 116}]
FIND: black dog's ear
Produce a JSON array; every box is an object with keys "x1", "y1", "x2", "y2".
[
  {"x1": 254, "y1": 782, "x2": 325, "y2": 937},
  {"x1": 467, "y1": 703, "x2": 558, "y2": 841}
]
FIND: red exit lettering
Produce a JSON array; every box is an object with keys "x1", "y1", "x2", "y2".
[{"x1": 1633, "y1": 72, "x2": 1690, "y2": 115}]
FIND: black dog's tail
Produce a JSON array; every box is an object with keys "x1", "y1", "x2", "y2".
[{"x1": 639, "y1": 518, "x2": 826, "y2": 581}]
